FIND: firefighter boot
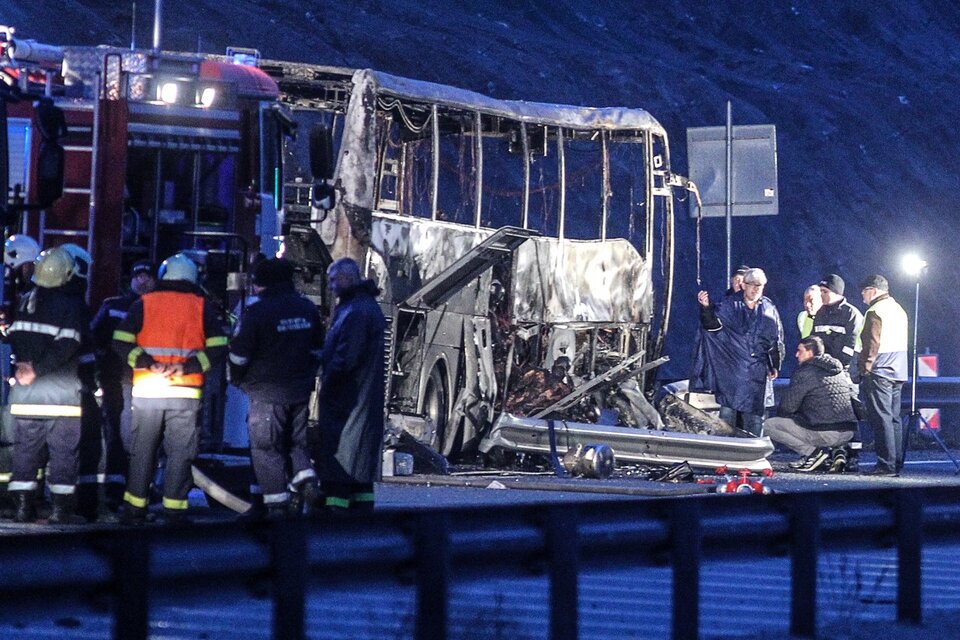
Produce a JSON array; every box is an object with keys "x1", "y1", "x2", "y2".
[
  {"x1": 13, "y1": 491, "x2": 36, "y2": 523},
  {"x1": 293, "y1": 479, "x2": 322, "y2": 517},
  {"x1": 49, "y1": 494, "x2": 87, "y2": 525}
]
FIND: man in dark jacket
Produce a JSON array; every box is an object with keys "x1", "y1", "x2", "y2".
[
  {"x1": 7, "y1": 246, "x2": 87, "y2": 523},
  {"x1": 316, "y1": 257, "x2": 386, "y2": 513},
  {"x1": 229, "y1": 258, "x2": 322, "y2": 519},
  {"x1": 764, "y1": 336, "x2": 858, "y2": 472},
  {"x1": 90, "y1": 260, "x2": 155, "y2": 510},
  {"x1": 813, "y1": 274, "x2": 864, "y2": 370},
  {"x1": 692, "y1": 267, "x2": 784, "y2": 436}
]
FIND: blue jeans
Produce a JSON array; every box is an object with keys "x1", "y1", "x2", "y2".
[
  {"x1": 860, "y1": 374, "x2": 903, "y2": 470},
  {"x1": 719, "y1": 406, "x2": 765, "y2": 437}
]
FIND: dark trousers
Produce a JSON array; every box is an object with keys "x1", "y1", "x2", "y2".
[
  {"x1": 861, "y1": 374, "x2": 904, "y2": 470},
  {"x1": 10, "y1": 416, "x2": 81, "y2": 494},
  {"x1": 125, "y1": 408, "x2": 198, "y2": 511},
  {"x1": 719, "y1": 406, "x2": 765, "y2": 437},
  {"x1": 247, "y1": 399, "x2": 314, "y2": 504},
  {"x1": 100, "y1": 380, "x2": 133, "y2": 480}
]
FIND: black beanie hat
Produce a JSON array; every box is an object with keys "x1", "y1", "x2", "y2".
[
  {"x1": 253, "y1": 258, "x2": 295, "y2": 287},
  {"x1": 859, "y1": 274, "x2": 889, "y2": 292},
  {"x1": 818, "y1": 274, "x2": 845, "y2": 296}
]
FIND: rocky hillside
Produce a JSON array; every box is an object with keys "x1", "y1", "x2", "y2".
[{"x1": 6, "y1": 0, "x2": 960, "y2": 378}]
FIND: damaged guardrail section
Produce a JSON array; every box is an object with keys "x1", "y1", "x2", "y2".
[{"x1": 1, "y1": 486, "x2": 959, "y2": 640}]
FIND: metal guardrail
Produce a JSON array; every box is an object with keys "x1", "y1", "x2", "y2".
[{"x1": 2, "y1": 486, "x2": 960, "y2": 640}]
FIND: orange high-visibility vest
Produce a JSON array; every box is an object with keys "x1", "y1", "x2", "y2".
[{"x1": 132, "y1": 291, "x2": 206, "y2": 399}]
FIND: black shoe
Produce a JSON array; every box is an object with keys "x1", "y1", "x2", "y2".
[
  {"x1": 119, "y1": 504, "x2": 148, "y2": 526},
  {"x1": 827, "y1": 448, "x2": 848, "y2": 473},
  {"x1": 862, "y1": 464, "x2": 899, "y2": 477},
  {"x1": 13, "y1": 492, "x2": 36, "y2": 524},
  {"x1": 794, "y1": 448, "x2": 830, "y2": 473},
  {"x1": 48, "y1": 494, "x2": 88, "y2": 525},
  {"x1": 159, "y1": 509, "x2": 191, "y2": 525}
]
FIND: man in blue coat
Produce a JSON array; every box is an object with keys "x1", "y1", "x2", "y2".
[
  {"x1": 315, "y1": 257, "x2": 386, "y2": 513},
  {"x1": 692, "y1": 268, "x2": 784, "y2": 436}
]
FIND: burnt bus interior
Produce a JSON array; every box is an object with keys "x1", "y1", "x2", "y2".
[{"x1": 273, "y1": 67, "x2": 672, "y2": 457}]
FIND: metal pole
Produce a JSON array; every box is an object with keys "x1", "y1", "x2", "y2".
[
  {"x1": 131, "y1": 1, "x2": 137, "y2": 50},
  {"x1": 152, "y1": 0, "x2": 162, "y2": 51},
  {"x1": 911, "y1": 279, "x2": 919, "y2": 413},
  {"x1": 725, "y1": 101, "x2": 733, "y2": 281}
]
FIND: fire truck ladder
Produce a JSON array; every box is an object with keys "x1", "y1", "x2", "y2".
[{"x1": 401, "y1": 226, "x2": 538, "y2": 310}]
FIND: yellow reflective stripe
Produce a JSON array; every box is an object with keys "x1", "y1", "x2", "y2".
[
  {"x1": 10, "y1": 404, "x2": 82, "y2": 417},
  {"x1": 196, "y1": 350, "x2": 211, "y2": 372},
  {"x1": 206, "y1": 335, "x2": 228, "y2": 347},
  {"x1": 0, "y1": 472, "x2": 11, "y2": 483},
  {"x1": 144, "y1": 347, "x2": 194, "y2": 357},
  {"x1": 132, "y1": 385, "x2": 202, "y2": 399},
  {"x1": 124, "y1": 491, "x2": 148, "y2": 508},
  {"x1": 113, "y1": 330, "x2": 138, "y2": 343},
  {"x1": 127, "y1": 346, "x2": 145, "y2": 368},
  {"x1": 351, "y1": 492, "x2": 375, "y2": 503},
  {"x1": 162, "y1": 497, "x2": 188, "y2": 510},
  {"x1": 325, "y1": 496, "x2": 351, "y2": 509}
]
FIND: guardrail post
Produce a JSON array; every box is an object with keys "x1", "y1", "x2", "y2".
[
  {"x1": 789, "y1": 493, "x2": 820, "y2": 638},
  {"x1": 416, "y1": 512, "x2": 450, "y2": 640},
  {"x1": 546, "y1": 506, "x2": 578, "y2": 640},
  {"x1": 272, "y1": 518, "x2": 307, "y2": 640},
  {"x1": 671, "y1": 501, "x2": 701, "y2": 640},
  {"x1": 113, "y1": 531, "x2": 149, "y2": 640},
  {"x1": 896, "y1": 489, "x2": 923, "y2": 624}
]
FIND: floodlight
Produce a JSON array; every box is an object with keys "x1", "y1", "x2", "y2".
[
  {"x1": 901, "y1": 253, "x2": 927, "y2": 277},
  {"x1": 199, "y1": 87, "x2": 216, "y2": 108},
  {"x1": 158, "y1": 82, "x2": 178, "y2": 104}
]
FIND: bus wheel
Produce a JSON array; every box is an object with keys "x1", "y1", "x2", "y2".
[{"x1": 423, "y1": 364, "x2": 449, "y2": 453}]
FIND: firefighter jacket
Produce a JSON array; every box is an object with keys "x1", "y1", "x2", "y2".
[
  {"x1": 228, "y1": 282, "x2": 322, "y2": 404},
  {"x1": 857, "y1": 293, "x2": 908, "y2": 382},
  {"x1": 62, "y1": 277, "x2": 97, "y2": 393},
  {"x1": 6, "y1": 286, "x2": 84, "y2": 418},
  {"x1": 315, "y1": 280, "x2": 386, "y2": 484},
  {"x1": 91, "y1": 289, "x2": 138, "y2": 385},
  {"x1": 112, "y1": 280, "x2": 228, "y2": 409},
  {"x1": 691, "y1": 293, "x2": 784, "y2": 415},
  {"x1": 812, "y1": 298, "x2": 864, "y2": 367},
  {"x1": 776, "y1": 353, "x2": 857, "y2": 431}
]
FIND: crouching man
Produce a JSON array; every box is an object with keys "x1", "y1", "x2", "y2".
[{"x1": 764, "y1": 336, "x2": 858, "y2": 472}]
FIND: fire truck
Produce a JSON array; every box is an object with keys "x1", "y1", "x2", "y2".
[{"x1": 1, "y1": 27, "x2": 774, "y2": 473}]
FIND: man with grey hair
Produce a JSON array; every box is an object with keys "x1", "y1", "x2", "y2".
[
  {"x1": 857, "y1": 274, "x2": 908, "y2": 476},
  {"x1": 315, "y1": 257, "x2": 387, "y2": 512},
  {"x1": 693, "y1": 267, "x2": 784, "y2": 436}
]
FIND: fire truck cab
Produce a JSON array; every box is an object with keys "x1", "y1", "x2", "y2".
[{"x1": 2, "y1": 34, "x2": 284, "y2": 312}]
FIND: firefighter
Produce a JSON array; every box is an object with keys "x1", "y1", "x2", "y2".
[
  {"x1": 112, "y1": 253, "x2": 227, "y2": 524},
  {"x1": 90, "y1": 260, "x2": 156, "y2": 510},
  {"x1": 60, "y1": 243, "x2": 114, "y2": 521},
  {"x1": 3, "y1": 234, "x2": 40, "y2": 297},
  {"x1": 7, "y1": 246, "x2": 87, "y2": 524},
  {"x1": 228, "y1": 258, "x2": 322, "y2": 519}
]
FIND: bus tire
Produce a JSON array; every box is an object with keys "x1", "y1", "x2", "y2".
[{"x1": 423, "y1": 363, "x2": 449, "y2": 453}]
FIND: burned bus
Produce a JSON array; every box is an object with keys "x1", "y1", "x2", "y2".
[{"x1": 269, "y1": 65, "x2": 773, "y2": 470}]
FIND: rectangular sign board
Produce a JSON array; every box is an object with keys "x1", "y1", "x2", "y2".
[{"x1": 686, "y1": 124, "x2": 778, "y2": 217}]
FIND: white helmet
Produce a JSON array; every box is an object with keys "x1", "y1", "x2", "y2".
[
  {"x1": 159, "y1": 253, "x2": 198, "y2": 283},
  {"x1": 60, "y1": 243, "x2": 92, "y2": 280},
  {"x1": 4, "y1": 235, "x2": 40, "y2": 268},
  {"x1": 32, "y1": 246, "x2": 75, "y2": 288}
]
